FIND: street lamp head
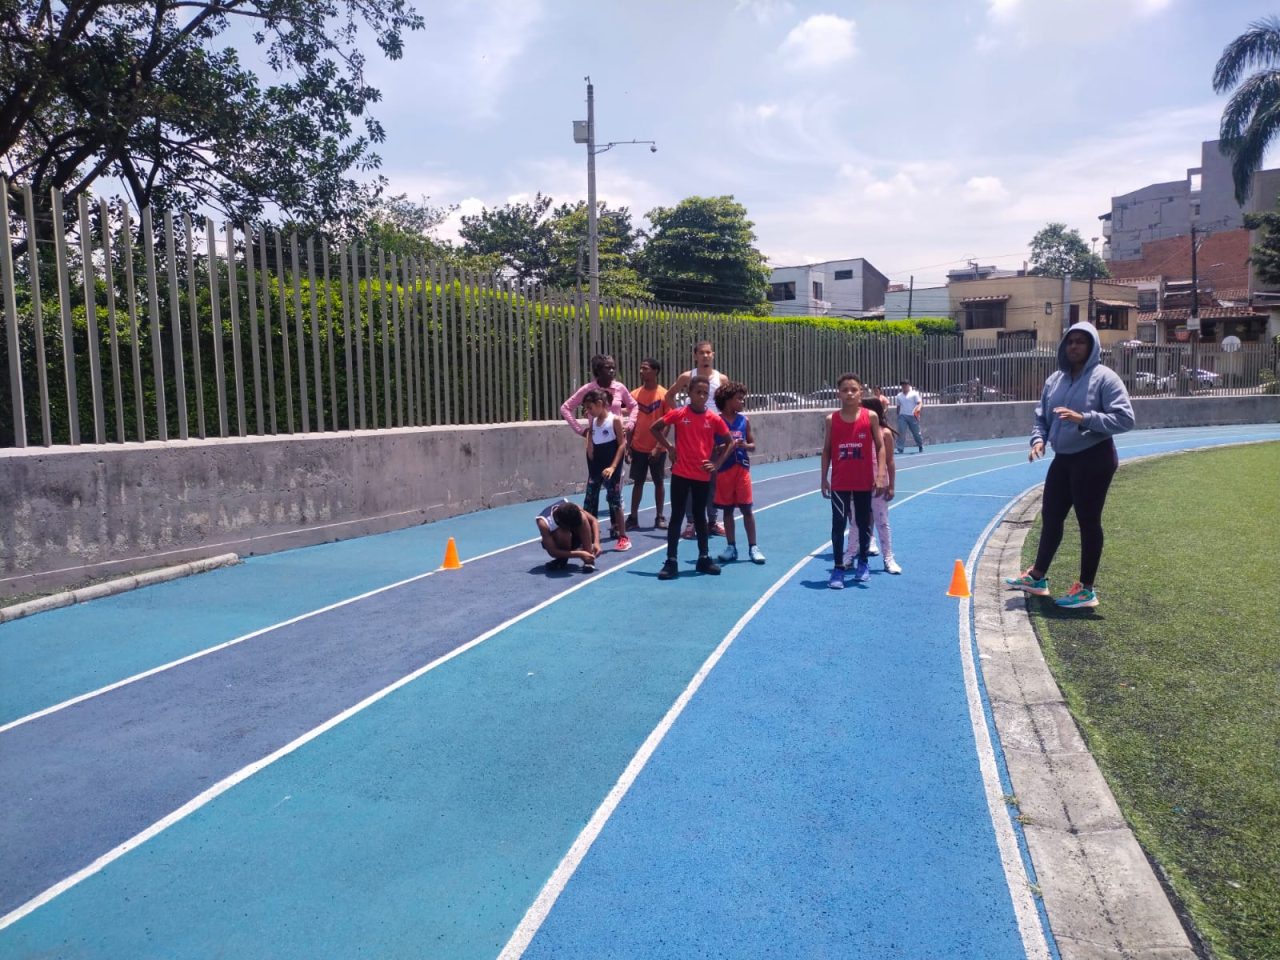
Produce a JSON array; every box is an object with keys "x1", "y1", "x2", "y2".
[{"x1": 650, "y1": 144, "x2": 658, "y2": 153}]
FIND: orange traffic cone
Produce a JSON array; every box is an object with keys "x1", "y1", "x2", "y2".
[
  {"x1": 946, "y1": 559, "x2": 971, "y2": 598},
  {"x1": 440, "y1": 537, "x2": 462, "y2": 570}
]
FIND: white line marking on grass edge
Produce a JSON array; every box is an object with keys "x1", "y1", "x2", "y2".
[
  {"x1": 959, "y1": 489, "x2": 1053, "y2": 960},
  {"x1": 497, "y1": 546, "x2": 821, "y2": 960}
]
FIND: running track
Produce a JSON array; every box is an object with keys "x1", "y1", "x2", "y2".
[{"x1": 2, "y1": 425, "x2": 1276, "y2": 959}]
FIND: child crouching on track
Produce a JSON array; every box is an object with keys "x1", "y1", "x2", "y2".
[
  {"x1": 843, "y1": 396, "x2": 901, "y2": 575},
  {"x1": 713, "y1": 381, "x2": 765, "y2": 564},
  {"x1": 536, "y1": 499, "x2": 601, "y2": 571},
  {"x1": 582, "y1": 388, "x2": 631, "y2": 551},
  {"x1": 650, "y1": 377, "x2": 733, "y2": 580}
]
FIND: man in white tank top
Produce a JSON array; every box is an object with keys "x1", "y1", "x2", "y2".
[{"x1": 667, "y1": 341, "x2": 729, "y2": 537}]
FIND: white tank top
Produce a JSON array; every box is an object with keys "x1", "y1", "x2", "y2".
[
  {"x1": 689, "y1": 368, "x2": 724, "y2": 415},
  {"x1": 591, "y1": 416, "x2": 617, "y2": 444}
]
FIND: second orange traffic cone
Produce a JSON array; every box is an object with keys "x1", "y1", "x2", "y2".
[
  {"x1": 440, "y1": 537, "x2": 462, "y2": 570},
  {"x1": 946, "y1": 559, "x2": 971, "y2": 598}
]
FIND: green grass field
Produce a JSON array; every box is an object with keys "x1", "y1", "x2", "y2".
[{"x1": 1023, "y1": 442, "x2": 1280, "y2": 960}]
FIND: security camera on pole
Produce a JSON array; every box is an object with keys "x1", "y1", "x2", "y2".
[{"x1": 574, "y1": 77, "x2": 655, "y2": 353}]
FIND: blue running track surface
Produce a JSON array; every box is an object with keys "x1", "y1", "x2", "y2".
[{"x1": 1, "y1": 425, "x2": 1276, "y2": 959}]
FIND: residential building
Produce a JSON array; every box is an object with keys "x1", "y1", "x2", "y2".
[
  {"x1": 1106, "y1": 228, "x2": 1271, "y2": 342},
  {"x1": 1099, "y1": 139, "x2": 1280, "y2": 261},
  {"x1": 945, "y1": 263, "x2": 1025, "y2": 282},
  {"x1": 884, "y1": 284, "x2": 949, "y2": 320},
  {"x1": 766, "y1": 258, "x2": 889, "y2": 317},
  {"x1": 946, "y1": 275, "x2": 1138, "y2": 348}
]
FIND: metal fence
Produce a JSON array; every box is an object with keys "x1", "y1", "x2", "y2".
[{"x1": 3, "y1": 182, "x2": 1278, "y2": 448}]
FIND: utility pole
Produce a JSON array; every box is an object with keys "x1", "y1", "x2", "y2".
[
  {"x1": 575, "y1": 78, "x2": 656, "y2": 355},
  {"x1": 1088, "y1": 237, "x2": 1098, "y2": 324},
  {"x1": 1189, "y1": 224, "x2": 1200, "y2": 393},
  {"x1": 907, "y1": 275, "x2": 914, "y2": 318},
  {"x1": 585, "y1": 79, "x2": 600, "y2": 351}
]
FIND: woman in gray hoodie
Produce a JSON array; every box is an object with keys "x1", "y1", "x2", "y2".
[{"x1": 1005, "y1": 322, "x2": 1135, "y2": 609}]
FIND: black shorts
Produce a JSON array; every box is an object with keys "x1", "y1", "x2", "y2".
[{"x1": 629, "y1": 449, "x2": 667, "y2": 484}]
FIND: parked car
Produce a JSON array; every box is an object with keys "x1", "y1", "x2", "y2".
[
  {"x1": 804, "y1": 387, "x2": 841, "y2": 407},
  {"x1": 937, "y1": 383, "x2": 1015, "y2": 404},
  {"x1": 1156, "y1": 368, "x2": 1222, "y2": 390}
]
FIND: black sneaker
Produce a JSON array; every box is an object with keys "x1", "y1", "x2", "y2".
[
  {"x1": 545, "y1": 557, "x2": 569, "y2": 571},
  {"x1": 695, "y1": 556, "x2": 721, "y2": 575},
  {"x1": 625, "y1": 516, "x2": 639, "y2": 531},
  {"x1": 657, "y1": 559, "x2": 679, "y2": 581}
]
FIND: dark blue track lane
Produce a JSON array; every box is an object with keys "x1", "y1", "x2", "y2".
[{"x1": 1, "y1": 426, "x2": 1275, "y2": 959}]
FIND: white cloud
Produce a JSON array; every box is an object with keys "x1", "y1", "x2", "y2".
[
  {"x1": 755, "y1": 103, "x2": 780, "y2": 120},
  {"x1": 977, "y1": 0, "x2": 1174, "y2": 49},
  {"x1": 436, "y1": 197, "x2": 486, "y2": 245},
  {"x1": 735, "y1": 0, "x2": 795, "y2": 24},
  {"x1": 780, "y1": 14, "x2": 858, "y2": 69},
  {"x1": 963, "y1": 175, "x2": 1010, "y2": 204}
]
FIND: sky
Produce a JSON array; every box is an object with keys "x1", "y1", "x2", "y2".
[{"x1": 344, "y1": 0, "x2": 1277, "y2": 289}]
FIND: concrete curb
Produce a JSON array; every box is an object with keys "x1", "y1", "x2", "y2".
[
  {"x1": 0, "y1": 554, "x2": 241, "y2": 625},
  {"x1": 976, "y1": 492, "x2": 1198, "y2": 960}
]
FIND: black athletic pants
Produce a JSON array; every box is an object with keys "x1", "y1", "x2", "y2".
[
  {"x1": 830, "y1": 489, "x2": 872, "y2": 568},
  {"x1": 668, "y1": 474, "x2": 710, "y2": 559},
  {"x1": 1034, "y1": 438, "x2": 1118, "y2": 587}
]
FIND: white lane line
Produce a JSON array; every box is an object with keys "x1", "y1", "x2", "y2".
[
  {"x1": 0, "y1": 491, "x2": 822, "y2": 930},
  {"x1": 9, "y1": 427, "x2": 1270, "y2": 736},
  {"x1": 497, "y1": 546, "x2": 821, "y2": 960},
  {"x1": 5, "y1": 429, "x2": 1272, "y2": 929},
  {"x1": 498, "y1": 428, "x2": 1274, "y2": 958},
  {"x1": 958, "y1": 490, "x2": 1054, "y2": 960},
  {"x1": 0, "y1": 537, "x2": 536, "y2": 736}
]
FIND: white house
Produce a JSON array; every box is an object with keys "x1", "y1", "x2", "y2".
[{"x1": 767, "y1": 258, "x2": 889, "y2": 317}]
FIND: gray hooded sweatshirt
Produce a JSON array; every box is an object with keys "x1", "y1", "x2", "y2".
[{"x1": 1031, "y1": 322, "x2": 1135, "y2": 455}]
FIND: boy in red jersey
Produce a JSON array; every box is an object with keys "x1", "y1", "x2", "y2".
[
  {"x1": 820, "y1": 373, "x2": 889, "y2": 589},
  {"x1": 649, "y1": 376, "x2": 733, "y2": 580}
]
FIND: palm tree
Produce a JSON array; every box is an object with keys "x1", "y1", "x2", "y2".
[{"x1": 1214, "y1": 16, "x2": 1280, "y2": 205}]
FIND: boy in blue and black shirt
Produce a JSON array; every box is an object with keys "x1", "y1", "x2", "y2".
[{"x1": 712, "y1": 381, "x2": 765, "y2": 564}]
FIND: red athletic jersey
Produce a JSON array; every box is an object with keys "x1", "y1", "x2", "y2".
[
  {"x1": 829, "y1": 408, "x2": 875, "y2": 491},
  {"x1": 661, "y1": 406, "x2": 730, "y2": 481}
]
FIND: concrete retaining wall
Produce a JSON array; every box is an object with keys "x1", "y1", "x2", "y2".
[{"x1": 3, "y1": 395, "x2": 1276, "y2": 599}]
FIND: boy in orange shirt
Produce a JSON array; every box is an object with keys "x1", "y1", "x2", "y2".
[{"x1": 625, "y1": 358, "x2": 670, "y2": 530}]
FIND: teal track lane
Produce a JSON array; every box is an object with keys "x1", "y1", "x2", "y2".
[{"x1": 1, "y1": 425, "x2": 1276, "y2": 959}]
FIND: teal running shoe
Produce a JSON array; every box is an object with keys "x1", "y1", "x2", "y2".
[
  {"x1": 1054, "y1": 582, "x2": 1098, "y2": 609},
  {"x1": 1004, "y1": 571, "x2": 1050, "y2": 596}
]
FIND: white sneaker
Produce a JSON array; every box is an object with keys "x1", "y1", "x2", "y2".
[
  {"x1": 868, "y1": 540, "x2": 880, "y2": 557},
  {"x1": 884, "y1": 557, "x2": 902, "y2": 575}
]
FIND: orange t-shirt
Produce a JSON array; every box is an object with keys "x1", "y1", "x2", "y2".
[{"x1": 629, "y1": 384, "x2": 668, "y2": 454}]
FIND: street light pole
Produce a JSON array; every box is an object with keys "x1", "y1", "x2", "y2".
[
  {"x1": 575, "y1": 77, "x2": 655, "y2": 355},
  {"x1": 585, "y1": 79, "x2": 600, "y2": 351}
]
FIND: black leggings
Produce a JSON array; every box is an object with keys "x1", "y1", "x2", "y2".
[
  {"x1": 668, "y1": 474, "x2": 711, "y2": 558},
  {"x1": 1034, "y1": 438, "x2": 1118, "y2": 587},
  {"x1": 830, "y1": 490, "x2": 872, "y2": 568}
]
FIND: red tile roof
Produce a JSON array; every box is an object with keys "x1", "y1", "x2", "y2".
[{"x1": 1136, "y1": 306, "x2": 1267, "y2": 322}]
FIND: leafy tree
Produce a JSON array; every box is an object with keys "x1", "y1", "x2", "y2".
[
  {"x1": 1214, "y1": 16, "x2": 1280, "y2": 205},
  {"x1": 457, "y1": 193, "x2": 555, "y2": 285},
  {"x1": 546, "y1": 201, "x2": 650, "y2": 299},
  {"x1": 1244, "y1": 199, "x2": 1280, "y2": 285},
  {"x1": 1, "y1": 0, "x2": 423, "y2": 237},
  {"x1": 637, "y1": 195, "x2": 770, "y2": 313},
  {"x1": 1028, "y1": 223, "x2": 1109, "y2": 279}
]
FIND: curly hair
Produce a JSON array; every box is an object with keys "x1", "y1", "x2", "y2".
[{"x1": 714, "y1": 380, "x2": 748, "y2": 409}]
